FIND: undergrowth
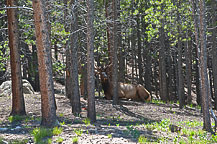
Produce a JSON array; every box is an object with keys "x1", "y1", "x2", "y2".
[{"x1": 32, "y1": 126, "x2": 63, "y2": 144}]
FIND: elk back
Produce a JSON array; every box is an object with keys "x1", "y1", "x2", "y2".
[{"x1": 119, "y1": 83, "x2": 139, "y2": 100}]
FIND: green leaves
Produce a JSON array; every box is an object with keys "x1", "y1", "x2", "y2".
[
  {"x1": 142, "y1": 0, "x2": 193, "y2": 44},
  {"x1": 0, "y1": 41, "x2": 9, "y2": 71},
  {"x1": 133, "y1": 9, "x2": 139, "y2": 15}
]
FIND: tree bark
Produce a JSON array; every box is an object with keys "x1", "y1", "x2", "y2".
[
  {"x1": 159, "y1": 20, "x2": 168, "y2": 102},
  {"x1": 105, "y1": 0, "x2": 112, "y2": 64},
  {"x1": 190, "y1": 0, "x2": 201, "y2": 106},
  {"x1": 185, "y1": 31, "x2": 192, "y2": 104},
  {"x1": 210, "y1": 0, "x2": 217, "y2": 109},
  {"x1": 177, "y1": 33, "x2": 185, "y2": 108},
  {"x1": 65, "y1": 0, "x2": 71, "y2": 102},
  {"x1": 69, "y1": 0, "x2": 81, "y2": 115},
  {"x1": 111, "y1": 0, "x2": 118, "y2": 105},
  {"x1": 117, "y1": 0, "x2": 124, "y2": 82},
  {"x1": 198, "y1": 0, "x2": 212, "y2": 132},
  {"x1": 7, "y1": 0, "x2": 26, "y2": 116},
  {"x1": 32, "y1": 0, "x2": 57, "y2": 127},
  {"x1": 144, "y1": 43, "x2": 152, "y2": 96},
  {"x1": 136, "y1": 14, "x2": 143, "y2": 84},
  {"x1": 176, "y1": 0, "x2": 185, "y2": 108},
  {"x1": 86, "y1": 0, "x2": 96, "y2": 123}
]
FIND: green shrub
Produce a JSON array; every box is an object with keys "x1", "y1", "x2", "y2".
[
  {"x1": 138, "y1": 135, "x2": 148, "y2": 144},
  {"x1": 107, "y1": 134, "x2": 112, "y2": 138},
  {"x1": 82, "y1": 118, "x2": 90, "y2": 126},
  {"x1": 8, "y1": 115, "x2": 25, "y2": 123},
  {"x1": 73, "y1": 128, "x2": 83, "y2": 136},
  {"x1": 32, "y1": 127, "x2": 53, "y2": 143},
  {"x1": 72, "y1": 137, "x2": 78, "y2": 143},
  {"x1": 56, "y1": 137, "x2": 64, "y2": 143},
  {"x1": 53, "y1": 127, "x2": 63, "y2": 135}
]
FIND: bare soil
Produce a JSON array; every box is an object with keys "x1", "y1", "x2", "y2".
[{"x1": 0, "y1": 82, "x2": 205, "y2": 144}]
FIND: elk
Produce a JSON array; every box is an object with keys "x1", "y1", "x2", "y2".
[{"x1": 95, "y1": 65, "x2": 151, "y2": 102}]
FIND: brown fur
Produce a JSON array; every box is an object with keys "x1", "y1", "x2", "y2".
[{"x1": 97, "y1": 66, "x2": 151, "y2": 101}]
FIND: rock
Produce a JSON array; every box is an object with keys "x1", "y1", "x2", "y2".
[
  {"x1": 0, "y1": 79, "x2": 34, "y2": 97},
  {"x1": 0, "y1": 81, "x2": 11, "y2": 97},
  {"x1": 22, "y1": 79, "x2": 35, "y2": 94},
  {"x1": 0, "y1": 127, "x2": 8, "y2": 132},
  {"x1": 169, "y1": 124, "x2": 181, "y2": 133},
  {"x1": 1, "y1": 140, "x2": 8, "y2": 144},
  {"x1": 14, "y1": 126, "x2": 22, "y2": 130}
]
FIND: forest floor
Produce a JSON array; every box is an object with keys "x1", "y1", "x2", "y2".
[{"x1": 0, "y1": 82, "x2": 215, "y2": 144}]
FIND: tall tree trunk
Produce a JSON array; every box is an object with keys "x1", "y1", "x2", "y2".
[
  {"x1": 7, "y1": 0, "x2": 26, "y2": 116},
  {"x1": 210, "y1": 0, "x2": 217, "y2": 109},
  {"x1": 31, "y1": 45, "x2": 40, "y2": 92},
  {"x1": 177, "y1": 34, "x2": 185, "y2": 108},
  {"x1": 142, "y1": 18, "x2": 152, "y2": 94},
  {"x1": 32, "y1": 0, "x2": 57, "y2": 127},
  {"x1": 185, "y1": 31, "x2": 192, "y2": 104},
  {"x1": 177, "y1": 1, "x2": 185, "y2": 109},
  {"x1": 159, "y1": 20, "x2": 168, "y2": 102},
  {"x1": 105, "y1": 1, "x2": 112, "y2": 64},
  {"x1": 144, "y1": 43, "x2": 152, "y2": 95},
  {"x1": 173, "y1": 50, "x2": 178, "y2": 101},
  {"x1": 167, "y1": 50, "x2": 172, "y2": 101},
  {"x1": 117, "y1": 0, "x2": 124, "y2": 82},
  {"x1": 136, "y1": 14, "x2": 143, "y2": 84},
  {"x1": 111, "y1": 0, "x2": 118, "y2": 105},
  {"x1": 86, "y1": 0, "x2": 96, "y2": 123},
  {"x1": 70, "y1": 0, "x2": 81, "y2": 115},
  {"x1": 198, "y1": 0, "x2": 212, "y2": 132},
  {"x1": 65, "y1": 0, "x2": 71, "y2": 101},
  {"x1": 154, "y1": 59, "x2": 159, "y2": 99},
  {"x1": 190, "y1": 0, "x2": 201, "y2": 106},
  {"x1": 131, "y1": 35, "x2": 135, "y2": 83}
]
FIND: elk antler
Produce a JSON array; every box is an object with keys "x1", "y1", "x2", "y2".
[
  {"x1": 94, "y1": 64, "x2": 102, "y2": 75},
  {"x1": 104, "y1": 62, "x2": 113, "y2": 73}
]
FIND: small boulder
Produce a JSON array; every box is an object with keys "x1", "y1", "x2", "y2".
[
  {"x1": 22, "y1": 79, "x2": 35, "y2": 94},
  {"x1": 169, "y1": 124, "x2": 181, "y2": 133},
  {"x1": 0, "y1": 79, "x2": 35, "y2": 97}
]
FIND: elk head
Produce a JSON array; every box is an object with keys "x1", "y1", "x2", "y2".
[
  {"x1": 95, "y1": 63, "x2": 113, "y2": 100},
  {"x1": 95, "y1": 63, "x2": 112, "y2": 83}
]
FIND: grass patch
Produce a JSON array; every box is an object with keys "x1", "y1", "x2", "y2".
[
  {"x1": 8, "y1": 139, "x2": 29, "y2": 144},
  {"x1": 59, "y1": 113, "x2": 64, "y2": 117},
  {"x1": 138, "y1": 135, "x2": 148, "y2": 143},
  {"x1": 60, "y1": 121, "x2": 65, "y2": 126},
  {"x1": 0, "y1": 137, "x2": 3, "y2": 143},
  {"x1": 53, "y1": 126, "x2": 63, "y2": 135},
  {"x1": 185, "y1": 120, "x2": 202, "y2": 128},
  {"x1": 126, "y1": 125, "x2": 140, "y2": 138},
  {"x1": 107, "y1": 134, "x2": 112, "y2": 138},
  {"x1": 72, "y1": 136, "x2": 78, "y2": 143},
  {"x1": 32, "y1": 127, "x2": 63, "y2": 143},
  {"x1": 151, "y1": 99, "x2": 166, "y2": 105},
  {"x1": 73, "y1": 128, "x2": 83, "y2": 136},
  {"x1": 210, "y1": 134, "x2": 217, "y2": 143},
  {"x1": 140, "y1": 118, "x2": 216, "y2": 143},
  {"x1": 145, "y1": 119, "x2": 170, "y2": 132},
  {"x1": 8, "y1": 115, "x2": 25, "y2": 123},
  {"x1": 32, "y1": 127, "x2": 53, "y2": 143},
  {"x1": 56, "y1": 137, "x2": 64, "y2": 143},
  {"x1": 82, "y1": 118, "x2": 90, "y2": 126}
]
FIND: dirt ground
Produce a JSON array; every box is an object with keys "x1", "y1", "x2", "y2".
[{"x1": 0, "y1": 82, "x2": 205, "y2": 144}]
